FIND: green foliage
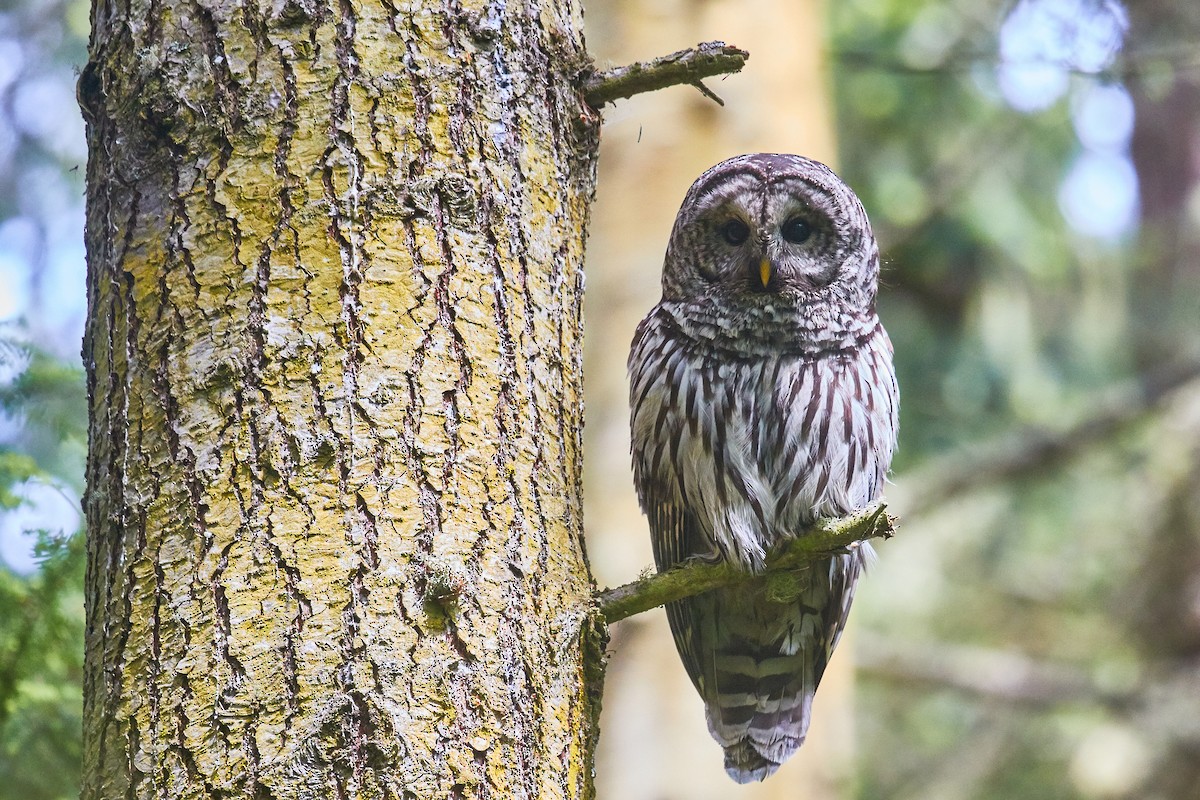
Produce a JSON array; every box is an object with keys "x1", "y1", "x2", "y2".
[
  {"x1": 0, "y1": 336, "x2": 86, "y2": 800},
  {"x1": 0, "y1": 452, "x2": 41, "y2": 510},
  {"x1": 0, "y1": 343, "x2": 87, "y2": 492},
  {"x1": 834, "y1": 12, "x2": 1125, "y2": 463},
  {"x1": 0, "y1": 529, "x2": 84, "y2": 800}
]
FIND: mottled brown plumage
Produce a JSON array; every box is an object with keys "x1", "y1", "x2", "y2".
[{"x1": 628, "y1": 154, "x2": 898, "y2": 782}]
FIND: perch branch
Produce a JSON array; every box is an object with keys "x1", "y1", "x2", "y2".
[
  {"x1": 584, "y1": 42, "x2": 750, "y2": 108},
  {"x1": 597, "y1": 504, "x2": 895, "y2": 623}
]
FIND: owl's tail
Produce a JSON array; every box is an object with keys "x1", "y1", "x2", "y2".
[
  {"x1": 666, "y1": 550, "x2": 866, "y2": 782},
  {"x1": 703, "y1": 653, "x2": 817, "y2": 783}
]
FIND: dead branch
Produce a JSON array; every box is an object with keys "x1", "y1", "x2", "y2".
[{"x1": 584, "y1": 41, "x2": 749, "y2": 108}]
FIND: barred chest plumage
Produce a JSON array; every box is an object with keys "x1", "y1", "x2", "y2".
[{"x1": 629, "y1": 304, "x2": 899, "y2": 572}]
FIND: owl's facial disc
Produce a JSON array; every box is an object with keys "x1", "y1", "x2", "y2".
[
  {"x1": 661, "y1": 154, "x2": 879, "y2": 332},
  {"x1": 701, "y1": 194, "x2": 843, "y2": 295}
]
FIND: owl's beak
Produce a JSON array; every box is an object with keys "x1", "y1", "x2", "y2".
[{"x1": 758, "y1": 258, "x2": 772, "y2": 289}]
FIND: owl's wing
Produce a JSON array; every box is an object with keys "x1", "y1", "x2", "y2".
[
  {"x1": 629, "y1": 315, "x2": 774, "y2": 705},
  {"x1": 645, "y1": 492, "x2": 709, "y2": 572},
  {"x1": 641, "y1": 488, "x2": 713, "y2": 695}
]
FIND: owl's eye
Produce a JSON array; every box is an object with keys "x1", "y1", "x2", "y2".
[
  {"x1": 781, "y1": 217, "x2": 813, "y2": 244},
  {"x1": 718, "y1": 219, "x2": 750, "y2": 246}
]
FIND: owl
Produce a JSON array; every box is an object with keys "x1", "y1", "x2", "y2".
[{"x1": 628, "y1": 153, "x2": 898, "y2": 782}]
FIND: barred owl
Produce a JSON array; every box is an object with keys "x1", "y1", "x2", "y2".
[{"x1": 628, "y1": 154, "x2": 898, "y2": 782}]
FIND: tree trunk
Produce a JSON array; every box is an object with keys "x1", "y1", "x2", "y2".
[
  {"x1": 77, "y1": 1, "x2": 600, "y2": 797},
  {"x1": 1127, "y1": 1, "x2": 1200, "y2": 357}
]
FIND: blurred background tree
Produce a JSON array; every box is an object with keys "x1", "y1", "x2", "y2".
[{"x1": 2, "y1": 0, "x2": 1199, "y2": 798}]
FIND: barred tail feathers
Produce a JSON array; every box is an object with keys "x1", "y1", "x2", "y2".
[
  {"x1": 700, "y1": 623, "x2": 820, "y2": 782},
  {"x1": 705, "y1": 653, "x2": 818, "y2": 783},
  {"x1": 670, "y1": 551, "x2": 865, "y2": 783}
]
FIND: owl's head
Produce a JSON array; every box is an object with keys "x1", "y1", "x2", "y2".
[{"x1": 661, "y1": 154, "x2": 879, "y2": 322}]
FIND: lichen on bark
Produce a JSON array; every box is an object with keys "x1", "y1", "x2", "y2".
[{"x1": 79, "y1": 1, "x2": 601, "y2": 797}]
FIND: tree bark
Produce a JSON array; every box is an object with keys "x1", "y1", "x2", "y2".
[{"x1": 77, "y1": 1, "x2": 602, "y2": 797}]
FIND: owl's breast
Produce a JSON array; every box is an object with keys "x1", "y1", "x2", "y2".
[
  {"x1": 762, "y1": 332, "x2": 898, "y2": 528},
  {"x1": 630, "y1": 310, "x2": 898, "y2": 570}
]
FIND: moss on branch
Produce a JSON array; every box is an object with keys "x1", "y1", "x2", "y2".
[{"x1": 596, "y1": 504, "x2": 896, "y2": 624}]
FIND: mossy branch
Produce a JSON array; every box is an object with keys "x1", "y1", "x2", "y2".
[
  {"x1": 596, "y1": 504, "x2": 896, "y2": 624},
  {"x1": 584, "y1": 41, "x2": 750, "y2": 108}
]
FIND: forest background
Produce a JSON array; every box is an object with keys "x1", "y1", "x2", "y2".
[{"x1": 2, "y1": 0, "x2": 1199, "y2": 798}]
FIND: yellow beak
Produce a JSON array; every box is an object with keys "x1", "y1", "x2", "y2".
[{"x1": 759, "y1": 258, "x2": 772, "y2": 288}]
